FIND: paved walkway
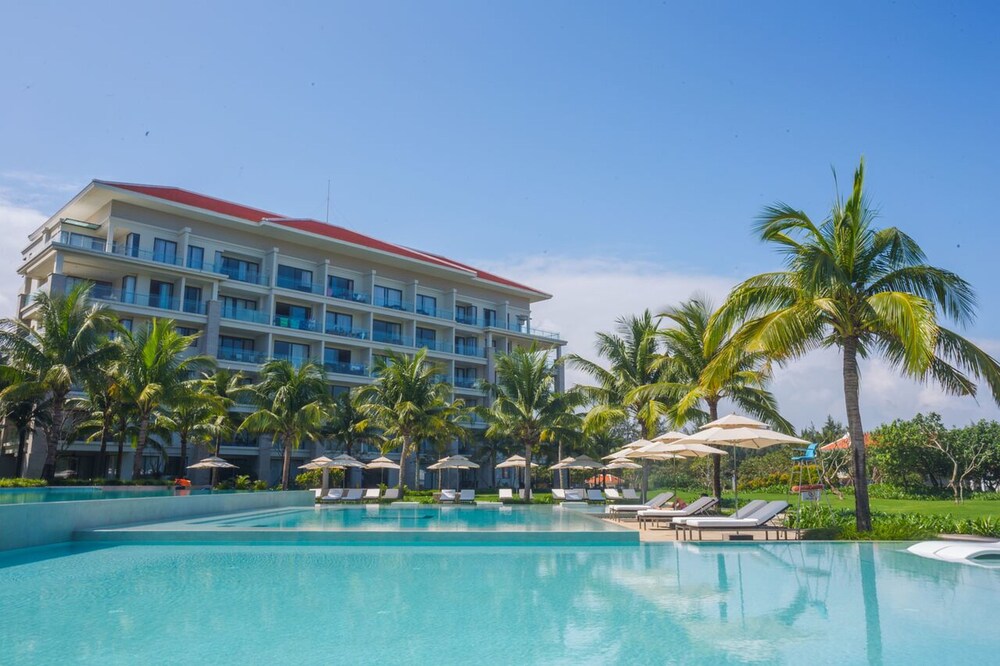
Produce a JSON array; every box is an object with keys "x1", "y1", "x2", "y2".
[{"x1": 602, "y1": 517, "x2": 800, "y2": 543}]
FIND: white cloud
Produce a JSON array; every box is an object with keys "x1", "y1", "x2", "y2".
[
  {"x1": 0, "y1": 197, "x2": 45, "y2": 318},
  {"x1": 487, "y1": 254, "x2": 1000, "y2": 432}
]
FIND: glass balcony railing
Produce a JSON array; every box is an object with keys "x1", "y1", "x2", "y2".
[
  {"x1": 215, "y1": 264, "x2": 270, "y2": 286},
  {"x1": 57, "y1": 231, "x2": 105, "y2": 251},
  {"x1": 328, "y1": 288, "x2": 371, "y2": 304},
  {"x1": 416, "y1": 339, "x2": 452, "y2": 354},
  {"x1": 272, "y1": 355, "x2": 311, "y2": 368},
  {"x1": 273, "y1": 315, "x2": 319, "y2": 332},
  {"x1": 454, "y1": 344, "x2": 485, "y2": 358},
  {"x1": 276, "y1": 275, "x2": 324, "y2": 294},
  {"x1": 220, "y1": 307, "x2": 270, "y2": 325},
  {"x1": 454, "y1": 376, "x2": 479, "y2": 389},
  {"x1": 373, "y1": 296, "x2": 413, "y2": 312},
  {"x1": 90, "y1": 288, "x2": 191, "y2": 313},
  {"x1": 326, "y1": 325, "x2": 370, "y2": 340},
  {"x1": 324, "y1": 361, "x2": 368, "y2": 376},
  {"x1": 109, "y1": 242, "x2": 185, "y2": 267},
  {"x1": 217, "y1": 348, "x2": 266, "y2": 364},
  {"x1": 415, "y1": 306, "x2": 455, "y2": 322},
  {"x1": 371, "y1": 331, "x2": 412, "y2": 347},
  {"x1": 430, "y1": 374, "x2": 452, "y2": 385}
]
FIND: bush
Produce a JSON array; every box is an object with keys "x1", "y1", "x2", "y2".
[
  {"x1": 234, "y1": 475, "x2": 251, "y2": 490},
  {"x1": 252, "y1": 480, "x2": 270, "y2": 491},
  {"x1": 788, "y1": 504, "x2": 1000, "y2": 540},
  {"x1": 0, "y1": 478, "x2": 47, "y2": 488}
]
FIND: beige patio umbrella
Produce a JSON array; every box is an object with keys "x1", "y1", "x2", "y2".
[
  {"x1": 557, "y1": 455, "x2": 604, "y2": 489},
  {"x1": 601, "y1": 437, "x2": 655, "y2": 460},
  {"x1": 653, "y1": 441, "x2": 729, "y2": 497},
  {"x1": 676, "y1": 418, "x2": 808, "y2": 506},
  {"x1": 366, "y1": 455, "x2": 401, "y2": 486},
  {"x1": 496, "y1": 454, "x2": 539, "y2": 494},
  {"x1": 187, "y1": 455, "x2": 238, "y2": 469},
  {"x1": 299, "y1": 454, "x2": 367, "y2": 495},
  {"x1": 427, "y1": 455, "x2": 480, "y2": 490},
  {"x1": 602, "y1": 457, "x2": 643, "y2": 491}
]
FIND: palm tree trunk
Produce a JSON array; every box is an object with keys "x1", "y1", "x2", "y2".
[
  {"x1": 397, "y1": 436, "x2": 410, "y2": 495},
  {"x1": 557, "y1": 441, "x2": 564, "y2": 489},
  {"x1": 115, "y1": 417, "x2": 127, "y2": 480},
  {"x1": 843, "y1": 337, "x2": 872, "y2": 532},
  {"x1": 708, "y1": 399, "x2": 722, "y2": 499},
  {"x1": 523, "y1": 440, "x2": 532, "y2": 502},
  {"x1": 15, "y1": 427, "x2": 28, "y2": 477},
  {"x1": 179, "y1": 433, "x2": 188, "y2": 478},
  {"x1": 97, "y1": 418, "x2": 110, "y2": 480},
  {"x1": 132, "y1": 413, "x2": 150, "y2": 480},
  {"x1": 211, "y1": 433, "x2": 222, "y2": 487},
  {"x1": 42, "y1": 395, "x2": 65, "y2": 482},
  {"x1": 281, "y1": 437, "x2": 291, "y2": 490}
]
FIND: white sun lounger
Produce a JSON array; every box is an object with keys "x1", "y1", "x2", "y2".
[
  {"x1": 564, "y1": 489, "x2": 586, "y2": 502},
  {"x1": 586, "y1": 489, "x2": 605, "y2": 503},
  {"x1": 439, "y1": 489, "x2": 457, "y2": 503},
  {"x1": 342, "y1": 488, "x2": 363, "y2": 503},
  {"x1": 459, "y1": 489, "x2": 476, "y2": 503},
  {"x1": 383, "y1": 488, "x2": 400, "y2": 501},
  {"x1": 606, "y1": 492, "x2": 675, "y2": 520},
  {"x1": 363, "y1": 488, "x2": 381, "y2": 502},
  {"x1": 622, "y1": 488, "x2": 639, "y2": 501},
  {"x1": 604, "y1": 488, "x2": 622, "y2": 501},
  {"x1": 672, "y1": 499, "x2": 767, "y2": 526},
  {"x1": 320, "y1": 488, "x2": 344, "y2": 503},
  {"x1": 499, "y1": 488, "x2": 515, "y2": 502},
  {"x1": 637, "y1": 496, "x2": 719, "y2": 529},
  {"x1": 683, "y1": 500, "x2": 791, "y2": 540}
]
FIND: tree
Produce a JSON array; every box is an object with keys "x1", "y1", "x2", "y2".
[
  {"x1": 324, "y1": 390, "x2": 376, "y2": 457},
  {"x1": 656, "y1": 296, "x2": 791, "y2": 498},
  {"x1": 483, "y1": 345, "x2": 582, "y2": 501},
  {"x1": 567, "y1": 311, "x2": 674, "y2": 499},
  {"x1": 0, "y1": 282, "x2": 119, "y2": 480},
  {"x1": 421, "y1": 399, "x2": 470, "y2": 489},
  {"x1": 716, "y1": 159, "x2": 1000, "y2": 530},
  {"x1": 240, "y1": 359, "x2": 329, "y2": 490},
  {"x1": 155, "y1": 382, "x2": 224, "y2": 476},
  {"x1": 201, "y1": 368, "x2": 253, "y2": 485},
  {"x1": 357, "y1": 349, "x2": 451, "y2": 495},
  {"x1": 117, "y1": 319, "x2": 213, "y2": 479},
  {"x1": 0, "y1": 366, "x2": 48, "y2": 477}
]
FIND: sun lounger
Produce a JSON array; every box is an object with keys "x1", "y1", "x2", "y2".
[
  {"x1": 383, "y1": 488, "x2": 400, "y2": 501},
  {"x1": 439, "y1": 489, "x2": 457, "y2": 503},
  {"x1": 586, "y1": 489, "x2": 605, "y2": 503},
  {"x1": 672, "y1": 499, "x2": 767, "y2": 526},
  {"x1": 682, "y1": 500, "x2": 790, "y2": 540},
  {"x1": 323, "y1": 488, "x2": 344, "y2": 502},
  {"x1": 551, "y1": 488, "x2": 566, "y2": 501},
  {"x1": 342, "y1": 488, "x2": 363, "y2": 503},
  {"x1": 604, "y1": 488, "x2": 622, "y2": 502},
  {"x1": 363, "y1": 488, "x2": 381, "y2": 502},
  {"x1": 622, "y1": 488, "x2": 639, "y2": 501},
  {"x1": 564, "y1": 489, "x2": 586, "y2": 502},
  {"x1": 459, "y1": 489, "x2": 476, "y2": 503},
  {"x1": 637, "y1": 496, "x2": 719, "y2": 529},
  {"x1": 606, "y1": 492, "x2": 675, "y2": 520},
  {"x1": 499, "y1": 488, "x2": 515, "y2": 503},
  {"x1": 311, "y1": 488, "x2": 323, "y2": 500}
]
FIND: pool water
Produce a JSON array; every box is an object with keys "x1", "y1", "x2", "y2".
[
  {"x1": 0, "y1": 487, "x2": 177, "y2": 504},
  {"x1": 2, "y1": 541, "x2": 997, "y2": 664},
  {"x1": 205, "y1": 505, "x2": 619, "y2": 531}
]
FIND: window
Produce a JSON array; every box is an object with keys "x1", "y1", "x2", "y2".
[
  {"x1": 149, "y1": 280, "x2": 174, "y2": 309},
  {"x1": 61, "y1": 231, "x2": 104, "y2": 251},
  {"x1": 221, "y1": 296, "x2": 256, "y2": 314},
  {"x1": 324, "y1": 348, "x2": 351, "y2": 364},
  {"x1": 455, "y1": 336, "x2": 478, "y2": 356},
  {"x1": 416, "y1": 294, "x2": 437, "y2": 316},
  {"x1": 484, "y1": 309, "x2": 497, "y2": 327},
  {"x1": 416, "y1": 327, "x2": 437, "y2": 348},
  {"x1": 328, "y1": 275, "x2": 356, "y2": 299},
  {"x1": 373, "y1": 319, "x2": 403, "y2": 345},
  {"x1": 183, "y1": 286, "x2": 202, "y2": 313},
  {"x1": 119, "y1": 319, "x2": 133, "y2": 332},
  {"x1": 219, "y1": 336, "x2": 256, "y2": 362},
  {"x1": 277, "y1": 265, "x2": 314, "y2": 292},
  {"x1": 121, "y1": 276, "x2": 137, "y2": 304},
  {"x1": 456, "y1": 304, "x2": 478, "y2": 325},
  {"x1": 153, "y1": 238, "x2": 177, "y2": 264},
  {"x1": 275, "y1": 302, "x2": 312, "y2": 323},
  {"x1": 187, "y1": 245, "x2": 204, "y2": 270},
  {"x1": 273, "y1": 340, "x2": 310, "y2": 364},
  {"x1": 124, "y1": 233, "x2": 140, "y2": 257},
  {"x1": 374, "y1": 286, "x2": 404, "y2": 309},
  {"x1": 325, "y1": 311, "x2": 354, "y2": 335},
  {"x1": 176, "y1": 326, "x2": 199, "y2": 337},
  {"x1": 65, "y1": 276, "x2": 112, "y2": 299},
  {"x1": 216, "y1": 255, "x2": 260, "y2": 283},
  {"x1": 516, "y1": 315, "x2": 529, "y2": 333}
]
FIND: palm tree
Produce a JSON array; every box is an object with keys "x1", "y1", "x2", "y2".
[
  {"x1": 74, "y1": 372, "x2": 124, "y2": 479},
  {"x1": 156, "y1": 383, "x2": 224, "y2": 475},
  {"x1": 0, "y1": 366, "x2": 48, "y2": 477},
  {"x1": 324, "y1": 390, "x2": 376, "y2": 457},
  {"x1": 483, "y1": 345, "x2": 582, "y2": 501},
  {"x1": 117, "y1": 319, "x2": 214, "y2": 479},
  {"x1": 240, "y1": 359, "x2": 329, "y2": 490},
  {"x1": 421, "y1": 399, "x2": 470, "y2": 489},
  {"x1": 357, "y1": 349, "x2": 451, "y2": 495},
  {"x1": 716, "y1": 159, "x2": 1000, "y2": 530},
  {"x1": 0, "y1": 282, "x2": 118, "y2": 480},
  {"x1": 201, "y1": 368, "x2": 253, "y2": 485},
  {"x1": 656, "y1": 296, "x2": 791, "y2": 498},
  {"x1": 567, "y1": 310, "x2": 674, "y2": 498}
]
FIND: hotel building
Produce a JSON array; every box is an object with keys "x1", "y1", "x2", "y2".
[{"x1": 8, "y1": 181, "x2": 565, "y2": 484}]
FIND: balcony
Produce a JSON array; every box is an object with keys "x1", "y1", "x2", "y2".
[
  {"x1": 454, "y1": 344, "x2": 485, "y2": 358},
  {"x1": 416, "y1": 339, "x2": 452, "y2": 354},
  {"x1": 454, "y1": 376, "x2": 479, "y2": 389},
  {"x1": 324, "y1": 361, "x2": 368, "y2": 376},
  {"x1": 372, "y1": 331, "x2": 412, "y2": 347},
  {"x1": 110, "y1": 241, "x2": 185, "y2": 267},
  {"x1": 326, "y1": 325, "x2": 369, "y2": 340},
  {"x1": 57, "y1": 231, "x2": 105, "y2": 252},
  {"x1": 220, "y1": 307, "x2": 270, "y2": 325},
  {"x1": 276, "y1": 275, "x2": 324, "y2": 295},
  {"x1": 272, "y1": 355, "x2": 312, "y2": 368},
  {"x1": 328, "y1": 288, "x2": 371, "y2": 304},
  {"x1": 416, "y1": 306, "x2": 455, "y2": 322},
  {"x1": 91, "y1": 288, "x2": 184, "y2": 313},
  {"x1": 273, "y1": 315, "x2": 319, "y2": 332},
  {"x1": 217, "y1": 348, "x2": 266, "y2": 364},
  {"x1": 216, "y1": 264, "x2": 270, "y2": 286},
  {"x1": 430, "y1": 374, "x2": 452, "y2": 385},
  {"x1": 373, "y1": 295, "x2": 413, "y2": 312}
]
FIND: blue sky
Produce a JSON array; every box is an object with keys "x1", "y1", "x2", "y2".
[{"x1": 2, "y1": 1, "x2": 999, "y2": 428}]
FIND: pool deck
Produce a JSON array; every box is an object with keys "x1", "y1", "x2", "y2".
[{"x1": 601, "y1": 517, "x2": 801, "y2": 542}]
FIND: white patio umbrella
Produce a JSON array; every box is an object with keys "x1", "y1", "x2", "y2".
[
  {"x1": 653, "y1": 441, "x2": 729, "y2": 496},
  {"x1": 676, "y1": 419, "x2": 808, "y2": 506},
  {"x1": 557, "y1": 455, "x2": 604, "y2": 488},
  {"x1": 366, "y1": 455, "x2": 400, "y2": 486},
  {"x1": 496, "y1": 454, "x2": 539, "y2": 494},
  {"x1": 427, "y1": 455, "x2": 480, "y2": 490},
  {"x1": 187, "y1": 456, "x2": 239, "y2": 469},
  {"x1": 299, "y1": 454, "x2": 367, "y2": 494},
  {"x1": 602, "y1": 457, "x2": 643, "y2": 490},
  {"x1": 601, "y1": 437, "x2": 655, "y2": 460}
]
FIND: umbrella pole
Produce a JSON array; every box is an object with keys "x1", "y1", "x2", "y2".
[{"x1": 732, "y1": 445, "x2": 739, "y2": 510}]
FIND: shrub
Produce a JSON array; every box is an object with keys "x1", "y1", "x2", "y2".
[
  {"x1": 0, "y1": 478, "x2": 47, "y2": 488},
  {"x1": 234, "y1": 475, "x2": 251, "y2": 490},
  {"x1": 788, "y1": 504, "x2": 1000, "y2": 540},
  {"x1": 252, "y1": 480, "x2": 270, "y2": 491}
]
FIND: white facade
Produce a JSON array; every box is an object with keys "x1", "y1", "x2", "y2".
[{"x1": 8, "y1": 181, "x2": 565, "y2": 485}]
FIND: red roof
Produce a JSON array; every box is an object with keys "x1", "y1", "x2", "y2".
[
  {"x1": 95, "y1": 180, "x2": 547, "y2": 296},
  {"x1": 820, "y1": 433, "x2": 876, "y2": 451}
]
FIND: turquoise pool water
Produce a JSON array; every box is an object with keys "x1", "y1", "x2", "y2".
[
  {"x1": 2, "y1": 541, "x2": 998, "y2": 664},
  {"x1": 0, "y1": 487, "x2": 177, "y2": 504},
  {"x1": 204, "y1": 505, "x2": 619, "y2": 531}
]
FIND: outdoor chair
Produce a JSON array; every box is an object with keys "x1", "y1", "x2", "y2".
[
  {"x1": 604, "y1": 488, "x2": 622, "y2": 502},
  {"x1": 564, "y1": 489, "x2": 586, "y2": 502},
  {"x1": 459, "y1": 489, "x2": 476, "y2": 503},
  {"x1": 606, "y1": 492, "x2": 675, "y2": 520},
  {"x1": 637, "y1": 496, "x2": 720, "y2": 529},
  {"x1": 499, "y1": 488, "x2": 514, "y2": 503},
  {"x1": 622, "y1": 488, "x2": 640, "y2": 501},
  {"x1": 363, "y1": 488, "x2": 381, "y2": 502},
  {"x1": 672, "y1": 499, "x2": 767, "y2": 527},
  {"x1": 342, "y1": 488, "x2": 363, "y2": 503},
  {"x1": 551, "y1": 488, "x2": 567, "y2": 501},
  {"x1": 320, "y1": 488, "x2": 344, "y2": 503},
  {"x1": 682, "y1": 500, "x2": 791, "y2": 541},
  {"x1": 586, "y1": 489, "x2": 605, "y2": 503},
  {"x1": 383, "y1": 488, "x2": 400, "y2": 501},
  {"x1": 439, "y1": 489, "x2": 457, "y2": 503}
]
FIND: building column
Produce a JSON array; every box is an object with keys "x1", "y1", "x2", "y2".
[
  {"x1": 555, "y1": 345, "x2": 566, "y2": 393},
  {"x1": 204, "y1": 299, "x2": 221, "y2": 357}
]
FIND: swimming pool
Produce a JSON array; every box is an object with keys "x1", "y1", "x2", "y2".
[
  {"x1": 0, "y1": 487, "x2": 177, "y2": 504},
  {"x1": 2, "y1": 541, "x2": 997, "y2": 664}
]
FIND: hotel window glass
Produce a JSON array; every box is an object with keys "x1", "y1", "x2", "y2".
[
  {"x1": 456, "y1": 304, "x2": 477, "y2": 324},
  {"x1": 183, "y1": 286, "x2": 202, "y2": 313},
  {"x1": 216, "y1": 254, "x2": 260, "y2": 283},
  {"x1": 277, "y1": 264, "x2": 314, "y2": 292},
  {"x1": 149, "y1": 280, "x2": 174, "y2": 309},
  {"x1": 152, "y1": 238, "x2": 177, "y2": 264},
  {"x1": 124, "y1": 233, "x2": 140, "y2": 257},
  {"x1": 416, "y1": 327, "x2": 436, "y2": 348},
  {"x1": 325, "y1": 311, "x2": 354, "y2": 334},
  {"x1": 374, "y1": 286, "x2": 404, "y2": 309},
  {"x1": 328, "y1": 275, "x2": 355, "y2": 299},
  {"x1": 221, "y1": 296, "x2": 256, "y2": 315},
  {"x1": 373, "y1": 320, "x2": 402, "y2": 344},
  {"x1": 416, "y1": 294, "x2": 437, "y2": 316},
  {"x1": 187, "y1": 245, "x2": 204, "y2": 270},
  {"x1": 273, "y1": 340, "x2": 310, "y2": 363},
  {"x1": 484, "y1": 309, "x2": 497, "y2": 327}
]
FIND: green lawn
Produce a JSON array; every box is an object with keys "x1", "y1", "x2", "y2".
[{"x1": 651, "y1": 487, "x2": 1000, "y2": 520}]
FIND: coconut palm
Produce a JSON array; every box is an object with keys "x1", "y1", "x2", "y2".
[
  {"x1": 656, "y1": 296, "x2": 791, "y2": 498},
  {"x1": 482, "y1": 345, "x2": 583, "y2": 501},
  {"x1": 240, "y1": 359, "x2": 330, "y2": 490},
  {"x1": 357, "y1": 349, "x2": 451, "y2": 495},
  {"x1": 324, "y1": 390, "x2": 377, "y2": 457},
  {"x1": 0, "y1": 281, "x2": 118, "y2": 480},
  {"x1": 156, "y1": 383, "x2": 225, "y2": 475},
  {"x1": 716, "y1": 159, "x2": 1000, "y2": 530},
  {"x1": 117, "y1": 319, "x2": 214, "y2": 479},
  {"x1": 201, "y1": 368, "x2": 253, "y2": 485},
  {"x1": 567, "y1": 310, "x2": 674, "y2": 498},
  {"x1": 0, "y1": 366, "x2": 48, "y2": 477},
  {"x1": 73, "y1": 367, "x2": 129, "y2": 479},
  {"x1": 421, "y1": 399, "x2": 470, "y2": 489}
]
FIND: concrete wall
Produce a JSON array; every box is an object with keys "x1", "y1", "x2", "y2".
[{"x1": 0, "y1": 490, "x2": 313, "y2": 551}]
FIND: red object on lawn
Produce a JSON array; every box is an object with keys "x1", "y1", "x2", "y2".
[
  {"x1": 820, "y1": 433, "x2": 876, "y2": 451},
  {"x1": 585, "y1": 473, "x2": 622, "y2": 486}
]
